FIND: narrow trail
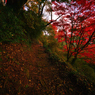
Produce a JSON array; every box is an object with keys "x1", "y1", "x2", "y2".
[
  {"x1": 26, "y1": 43, "x2": 63, "y2": 95},
  {"x1": 0, "y1": 42, "x2": 95, "y2": 95},
  {"x1": 0, "y1": 42, "x2": 65, "y2": 95}
]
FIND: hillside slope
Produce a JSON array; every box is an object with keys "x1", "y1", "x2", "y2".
[{"x1": 0, "y1": 42, "x2": 95, "y2": 95}]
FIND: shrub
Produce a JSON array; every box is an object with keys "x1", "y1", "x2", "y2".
[
  {"x1": 19, "y1": 10, "x2": 45, "y2": 40},
  {"x1": 0, "y1": 5, "x2": 26, "y2": 43}
]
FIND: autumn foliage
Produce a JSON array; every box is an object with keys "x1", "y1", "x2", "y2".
[{"x1": 52, "y1": 0, "x2": 95, "y2": 64}]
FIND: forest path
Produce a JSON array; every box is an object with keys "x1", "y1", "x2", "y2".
[
  {"x1": 0, "y1": 42, "x2": 66, "y2": 95},
  {"x1": 0, "y1": 42, "x2": 94, "y2": 95}
]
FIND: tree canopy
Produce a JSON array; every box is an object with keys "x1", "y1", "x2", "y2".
[{"x1": 51, "y1": 0, "x2": 95, "y2": 64}]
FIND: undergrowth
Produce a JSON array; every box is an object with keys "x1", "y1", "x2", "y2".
[
  {"x1": 0, "y1": 4, "x2": 26, "y2": 43},
  {"x1": 40, "y1": 27, "x2": 95, "y2": 87},
  {"x1": 0, "y1": 4, "x2": 45, "y2": 44},
  {"x1": 73, "y1": 58, "x2": 95, "y2": 84}
]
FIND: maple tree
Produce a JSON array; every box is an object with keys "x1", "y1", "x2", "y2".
[{"x1": 51, "y1": 0, "x2": 95, "y2": 64}]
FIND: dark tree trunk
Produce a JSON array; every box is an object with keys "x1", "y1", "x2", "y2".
[
  {"x1": 7, "y1": 0, "x2": 27, "y2": 11},
  {"x1": 71, "y1": 54, "x2": 77, "y2": 64}
]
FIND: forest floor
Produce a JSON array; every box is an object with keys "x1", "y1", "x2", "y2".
[{"x1": 0, "y1": 42, "x2": 95, "y2": 95}]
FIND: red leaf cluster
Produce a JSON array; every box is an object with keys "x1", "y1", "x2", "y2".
[{"x1": 52, "y1": 0, "x2": 95, "y2": 64}]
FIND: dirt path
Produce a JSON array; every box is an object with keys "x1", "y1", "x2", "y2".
[
  {"x1": 0, "y1": 43, "x2": 65, "y2": 95},
  {"x1": 0, "y1": 42, "x2": 95, "y2": 95}
]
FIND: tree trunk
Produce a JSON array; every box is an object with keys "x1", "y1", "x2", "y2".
[
  {"x1": 7, "y1": 0, "x2": 27, "y2": 12},
  {"x1": 71, "y1": 54, "x2": 77, "y2": 64}
]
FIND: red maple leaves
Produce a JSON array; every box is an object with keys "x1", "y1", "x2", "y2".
[{"x1": 51, "y1": 0, "x2": 95, "y2": 64}]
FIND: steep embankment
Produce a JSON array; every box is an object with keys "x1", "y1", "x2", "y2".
[{"x1": 0, "y1": 42, "x2": 95, "y2": 95}]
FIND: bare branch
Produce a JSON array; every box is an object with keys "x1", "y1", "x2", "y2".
[{"x1": 45, "y1": 14, "x2": 63, "y2": 27}]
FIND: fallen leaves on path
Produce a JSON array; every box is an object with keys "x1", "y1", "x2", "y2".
[
  {"x1": 0, "y1": 42, "x2": 65, "y2": 95},
  {"x1": 0, "y1": 42, "x2": 95, "y2": 95}
]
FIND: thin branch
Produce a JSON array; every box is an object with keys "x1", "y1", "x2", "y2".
[
  {"x1": 40, "y1": 1, "x2": 46, "y2": 16},
  {"x1": 79, "y1": 29, "x2": 95, "y2": 53},
  {"x1": 38, "y1": 2, "x2": 41, "y2": 15},
  {"x1": 45, "y1": 14, "x2": 63, "y2": 27}
]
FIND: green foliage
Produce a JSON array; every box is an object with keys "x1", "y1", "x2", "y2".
[
  {"x1": 0, "y1": 5, "x2": 26, "y2": 43},
  {"x1": 0, "y1": 55, "x2": 2, "y2": 61},
  {"x1": 88, "y1": 64, "x2": 95, "y2": 71},
  {"x1": 19, "y1": 10, "x2": 45, "y2": 40},
  {"x1": 39, "y1": 26, "x2": 64, "y2": 65},
  {"x1": 25, "y1": 85, "x2": 29, "y2": 88},
  {"x1": 73, "y1": 58, "x2": 95, "y2": 84},
  {"x1": 0, "y1": 4, "x2": 45, "y2": 44},
  {"x1": 40, "y1": 25, "x2": 59, "y2": 51}
]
